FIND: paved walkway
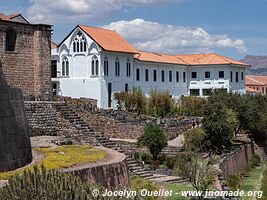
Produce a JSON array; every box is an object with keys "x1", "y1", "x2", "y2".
[
  {"x1": 168, "y1": 134, "x2": 184, "y2": 147},
  {"x1": 110, "y1": 134, "x2": 185, "y2": 148}
]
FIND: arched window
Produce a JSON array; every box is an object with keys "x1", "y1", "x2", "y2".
[
  {"x1": 72, "y1": 30, "x2": 87, "y2": 53},
  {"x1": 126, "y1": 59, "x2": 131, "y2": 77},
  {"x1": 6, "y1": 28, "x2": 17, "y2": 51},
  {"x1": 62, "y1": 57, "x2": 69, "y2": 77},
  {"x1": 115, "y1": 58, "x2": 120, "y2": 76},
  {"x1": 104, "y1": 57, "x2": 109, "y2": 76},
  {"x1": 91, "y1": 55, "x2": 99, "y2": 76}
]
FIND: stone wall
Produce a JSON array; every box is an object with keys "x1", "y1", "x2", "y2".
[
  {"x1": 220, "y1": 143, "x2": 255, "y2": 179},
  {"x1": 63, "y1": 147, "x2": 130, "y2": 189},
  {"x1": 0, "y1": 20, "x2": 52, "y2": 100},
  {"x1": 0, "y1": 67, "x2": 32, "y2": 172},
  {"x1": 76, "y1": 109, "x2": 192, "y2": 139},
  {"x1": 24, "y1": 101, "x2": 78, "y2": 137}
]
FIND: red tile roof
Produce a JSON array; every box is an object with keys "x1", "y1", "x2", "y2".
[
  {"x1": 0, "y1": 13, "x2": 20, "y2": 21},
  {"x1": 246, "y1": 75, "x2": 267, "y2": 86},
  {"x1": 134, "y1": 51, "x2": 188, "y2": 65},
  {"x1": 79, "y1": 25, "x2": 138, "y2": 54},
  {"x1": 176, "y1": 53, "x2": 250, "y2": 66},
  {"x1": 135, "y1": 52, "x2": 249, "y2": 66},
  {"x1": 51, "y1": 42, "x2": 58, "y2": 49}
]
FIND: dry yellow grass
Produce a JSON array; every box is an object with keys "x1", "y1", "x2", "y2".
[{"x1": 0, "y1": 145, "x2": 107, "y2": 180}]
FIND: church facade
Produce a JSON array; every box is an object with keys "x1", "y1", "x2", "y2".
[{"x1": 51, "y1": 25, "x2": 249, "y2": 108}]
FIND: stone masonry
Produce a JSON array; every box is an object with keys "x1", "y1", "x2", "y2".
[
  {"x1": 0, "y1": 64, "x2": 32, "y2": 172},
  {"x1": 0, "y1": 18, "x2": 52, "y2": 100}
]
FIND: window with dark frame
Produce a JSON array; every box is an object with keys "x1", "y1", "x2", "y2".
[
  {"x1": 153, "y1": 70, "x2": 157, "y2": 82},
  {"x1": 126, "y1": 59, "x2": 131, "y2": 77},
  {"x1": 161, "y1": 70, "x2": 165, "y2": 82},
  {"x1": 115, "y1": 58, "x2": 120, "y2": 76},
  {"x1": 104, "y1": 57, "x2": 108, "y2": 76},
  {"x1": 62, "y1": 57, "x2": 69, "y2": 76},
  {"x1": 136, "y1": 68, "x2": 140, "y2": 81},
  {"x1": 183, "y1": 72, "x2": 186, "y2": 82},
  {"x1": 176, "y1": 71, "x2": 179, "y2": 82},
  {"x1": 205, "y1": 71, "x2": 210, "y2": 78},
  {"x1": 241, "y1": 72, "x2": 244, "y2": 81},
  {"x1": 219, "y1": 71, "x2": 224, "y2": 78},
  {"x1": 230, "y1": 71, "x2": 233, "y2": 82},
  {"x1": 236, "y1": 72, "x2": 239, "y2": 82},
  {"x1": 5, "y1": 28, "x2": 17, "y2": 52},
  {"x1": 169, "y1": 71, "x2": 172, "y2": 82},
  {"x1": 91, "y1": 55, "x2": 99, "y2": 76},
  {"x1": 125, "y1": 83, "x2": 128, "y2": 92},
  {"x1": 145, "y1": 69, "x2": 149, "y2": 81},
  {"x1": 191, "y1": 72, "x2": 197, "y2": 79}
]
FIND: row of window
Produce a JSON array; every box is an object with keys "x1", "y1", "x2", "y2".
[
  {"x1": 61, "y1": 56, "x2": 131, "y2": 77},
  {"x1": 191, "y1": 71, "x2": 244, "y2": 82},
  {"x1": 136, "y1": 68, "x2": 186, "y2": 83}
]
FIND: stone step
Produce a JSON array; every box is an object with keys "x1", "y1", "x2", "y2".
[
  {"x1": 129, "y1": 166, "x2": 142, "y2": 171},
  {"x1": 149, "y1": 175, "x2": 185, "y2": 183},
  {"x1": 147, "y1": 174, "x2": 167, "y2": 180},
  {"x1": 138, "y1": 173, "x2": 154, "y2": 178}
]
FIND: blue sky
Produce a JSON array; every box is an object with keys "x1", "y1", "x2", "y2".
[{"x1": 1, "y1": 0, "x2": 267, "y2": 59}]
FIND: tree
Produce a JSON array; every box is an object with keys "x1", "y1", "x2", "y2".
[
  {"x1": 138, "y1": 124, "x2": 167, "y2": 160},
  {"x1": 176, "y1": 152, "x2": 215, "y2": 200},
  {"x1": 114, "y1": 87, "x2": 147, "y2": 114},
  {"x1": 148, "y1": 90, "x2": 175, "y2": 117},
  {"x1": 184, "y1": 128, "x2": 208, "y2": 152},
  {"x1": 203, "y1": 102, "x2": 238, "y2": 152}
]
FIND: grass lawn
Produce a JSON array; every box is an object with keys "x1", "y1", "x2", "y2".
[
  {"x1": 240, "y1": 162, "x2": 266, "y2": 200},
  {"x1": 259, "y1": 163, "x2": 267, "y2": 200},
  {"x1": 164, "y1": 182, "x2": 196, "y2": 200},
  {"x1": 0, "y1": 145, "x2": 107, "y2": 180}
]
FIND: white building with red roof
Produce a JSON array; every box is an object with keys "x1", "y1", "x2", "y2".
[
  {"x1": 246, "y1": 75, "x2": 267, "y2": 95},
  {"x1": 51, "y1": 25, "x2": 249, "y2": 108}
]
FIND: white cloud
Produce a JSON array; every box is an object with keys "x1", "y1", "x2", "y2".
[
  {"x1": 27, "y1": 0, "x2": 185, "y2": 24},
  {"x1": 103, "y1": 18, "x2": 248, "y2": 54}
]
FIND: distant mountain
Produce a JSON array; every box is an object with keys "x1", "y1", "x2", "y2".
[{"x1": 240, "y1": 55, "x2": 267, "y2": 75}]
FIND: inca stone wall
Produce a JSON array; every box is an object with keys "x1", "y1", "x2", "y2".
[
  {"x1": 24, "y1": 101, "x2": 80, "y2": 137},
  {"x1": 76, "y1": 109, "x2": 192, "y2": 139},
  {"x1": 0, "y1": 66, "x2": 32, "y2": 172},
  {"x1": 63, "y1": 148, "x2": 130, "y2": 189},
  {"x1": 220, "y1": 143, "x2": 255, "y2": 180},
  {"x1": 0, "y1": 20, "x2": 52, "y2": 100}
]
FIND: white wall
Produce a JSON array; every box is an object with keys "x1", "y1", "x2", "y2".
[
  {"x1": 188, "y1": 65, "x2": 246, "y2": 96},
  {"x1": 134, "y1": 61, "x2": 188, "y2": 98},
  {"x1": 51, "y1": 26, "x2": 247, "y2": 109}
]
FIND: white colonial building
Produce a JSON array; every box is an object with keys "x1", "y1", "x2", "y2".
[{"x1": 51, "y1": 25, "x2": 249, "y2": 109}]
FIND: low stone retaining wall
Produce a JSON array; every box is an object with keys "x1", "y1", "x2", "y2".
[
  {"x1": 219, "y1": 142, "x2": 265, "y2": 180},
  {"x1": 63, "y1": 147, "x2": 130, "y2": 189},
  {"x1": 77, "y1": 109, "x2": 192, "y2": 140},
  {"x1": 24, "y1": 101, "x2": 75, "y2": 136}
]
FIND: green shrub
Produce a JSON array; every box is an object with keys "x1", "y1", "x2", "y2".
[
  {"x1": 148, "y1": 90, "x2": 176, "y2": 117},
  {"x1": 166, "y1": 156, "x2": 176, "y2": 169},
  {"x1": 227, "y1": 175, "x2": 241, "y2": 191},
  {"x1": 138, "y1": 124, "x2": 168, "y2": 160},
  {"x1": 114, "y1": 87, "x2": 147, "y2": 115},
  {"x1": 178, "y1": 96, "x2": 207, "y2": 116},
  {"x1": 140, "y1": 153, "x2": 153, "y2": 164},
  {"x1": 131, "y1": 176, "x2": 159, "y2": 200},
  {"x1": 133, "y1": 152, "x2": 141, "y2": 160},
  {"x1": 0, "y1": 165, "x2": 104, "y2": 200},
  {"x1": 184, "y1": 128, "x2": 207, "y2": 152},
  {"x1": 158, "y1": 154, "x2": 166, "y2": 165},
  {"x1": 250, "y1": 154, "x2": 261, "y2": 167}
]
